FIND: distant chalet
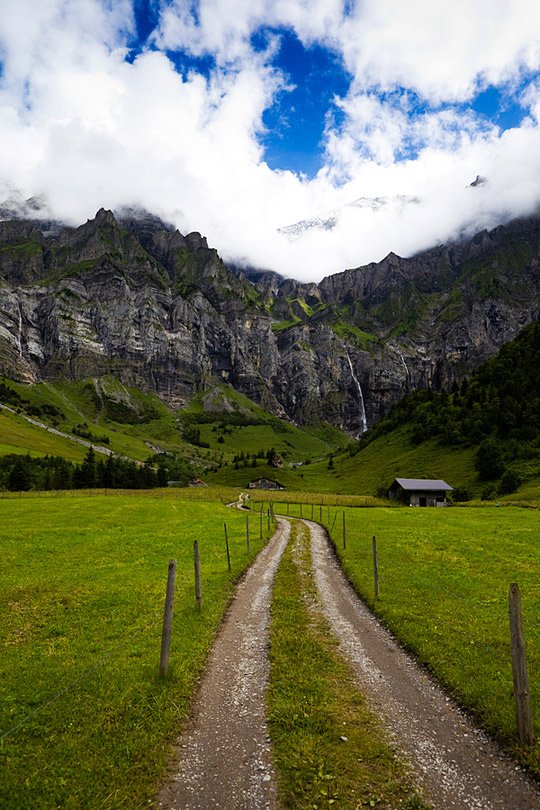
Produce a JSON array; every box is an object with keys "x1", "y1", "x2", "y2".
[
  {"x1": 248, "y1": 477, "x2": 284, "y2": 491},
  {"x1": 388, "y1": 478, "x2": 453, "y2": 507}
]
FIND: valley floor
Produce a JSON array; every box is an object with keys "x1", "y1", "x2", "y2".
[{"x1": 158, "y1": 512, "x2": 540, "y2": 809}]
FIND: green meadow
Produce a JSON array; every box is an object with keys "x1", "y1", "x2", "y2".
[
  {"x1": 206, "y1": 425, "x2": 481, "y2": 495},
  {"x1": 0, "y1": 489, "x2": 270, "y2": 809},
  {"x1": 2, "y1": 486, "x2": 540, "y2": 806},
  {"x1": 0, "y1": 410, "x2": 89, "y2": 462},
  {"x1": 315, "y1": 504, "x2": 540, "y2": 774}
]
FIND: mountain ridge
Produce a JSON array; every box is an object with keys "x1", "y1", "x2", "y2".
[{"x1": 0, "y1": 206, "x2": 538, "y2": 433}]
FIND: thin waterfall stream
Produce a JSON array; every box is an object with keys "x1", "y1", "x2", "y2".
[
  {"x1": 396, "y1": 349, "x2": 411, "y2": 390},
  {"x1": 346, "y1": 351, "x2": 368, "y2": 435},
  {"x1": 17, "y1": 302, "x2": 23, "y2": 357}
]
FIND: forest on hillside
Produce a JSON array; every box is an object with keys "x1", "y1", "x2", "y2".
[{"x1": 361, "y1": 320, "x2": 540, "y2": 496}]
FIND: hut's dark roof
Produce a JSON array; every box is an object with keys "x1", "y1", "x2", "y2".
[{"x1": 393, "y1": 478, "x2": 453, "y2": 491}]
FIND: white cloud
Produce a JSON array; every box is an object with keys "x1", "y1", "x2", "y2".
[
  {"x1": 0, "y1": 0, "x2": 539, "y2": 282},
  {"x1": 339, "y1": 0, "x2": 540, "y2": 102},
  {"x1": 155, "y1": 0, "x2": 344, "y2": 61}
]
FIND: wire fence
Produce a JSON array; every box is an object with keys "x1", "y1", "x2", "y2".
[{"x1": 270, "y1": 500, "x2": 538, "y2": 745}]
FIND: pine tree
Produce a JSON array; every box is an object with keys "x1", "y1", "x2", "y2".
[{"x1": 8, "y1": 458, "x2": 31, "y2": 491}]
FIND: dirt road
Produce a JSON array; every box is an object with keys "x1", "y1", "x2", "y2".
[
  {"x1": 157, "y1": 515, "x2": 539, "y2": 809},
  {"x1": 157, "y1": 519, "x2": 290, "y2": 810}
]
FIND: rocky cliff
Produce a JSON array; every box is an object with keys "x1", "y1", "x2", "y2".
[{"x1": 0, "y1": 206, "x2": 538, "y2": 433}]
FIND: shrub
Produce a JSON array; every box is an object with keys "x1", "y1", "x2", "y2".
[
  {"x1": 499, "y1": 469, "x2": 522, "y2": 495},
  {"x1": 452, "y1": 486, "x2": 471, "y2": 502},
  {"x1": 475, "y1": 438, "x2": 505, "y2": 480},
  {"x1": 481, "y1": 484, "x2": 498, "y2": 501}
]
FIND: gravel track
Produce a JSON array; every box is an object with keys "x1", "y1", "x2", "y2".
[
  {"x1": 306, "y1": 518, "x2": 540, "y2": 810},
  {"x1": 157, "y1": 519, "x2": 290, "y2": 810}
]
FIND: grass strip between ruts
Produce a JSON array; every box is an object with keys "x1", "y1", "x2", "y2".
[{"x1": 267, "y1": 520, "x2": 430, "y2": 809}]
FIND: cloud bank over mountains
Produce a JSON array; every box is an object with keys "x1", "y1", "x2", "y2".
[{"x1": 1, "y1": 0, "x2": 539, "y2": 281}]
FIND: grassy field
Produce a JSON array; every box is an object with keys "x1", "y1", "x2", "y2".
[
  {"x1": 0, "y1": 410, "x2": 89, "y2": 462},
  {"x1": 268, "y1": 521, "x2": 429, "y2": 809},
  {"x1": 206, "y1": 425, "x2": 481, "y2": 495},
  {"x1": 317, "y1": 505, "x2": 540, "y2": 774},
  {"x1": 0, "y1": 489, "x2": 271, "y2": 808},
  {"x1": 3, "y1": 375, "x2": 540, "y2": 502},
  {"x1": 0, "y1": 377, "x2": 347, "y2": 473}
]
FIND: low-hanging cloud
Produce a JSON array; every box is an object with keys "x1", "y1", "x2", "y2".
[{"x1": 0, "y1": 0, "x2": 539, "y2": 282}]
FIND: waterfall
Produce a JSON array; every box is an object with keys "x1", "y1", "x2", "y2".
[
  {"x1": 17, "y1": 302, "x2": 23, "y2": 357},
  {"x1": 397, "y1": 350, "x2": 410, "y2": 389},
  {"x1": 346, "y1": 351, "x2": 368, "y2": 435}
]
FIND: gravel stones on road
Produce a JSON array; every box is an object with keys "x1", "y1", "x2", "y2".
[{"x1": 157, "y1": 519, "x2": 290, "y2": 810}]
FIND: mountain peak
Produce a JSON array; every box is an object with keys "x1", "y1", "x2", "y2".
[{"x1": 93, "y1": 208, "x2": 116, "y2": 225}]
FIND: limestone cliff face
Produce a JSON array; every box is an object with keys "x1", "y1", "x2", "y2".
[{"x1": 0, "y1": 207, "x2": 539, "y2": 433}]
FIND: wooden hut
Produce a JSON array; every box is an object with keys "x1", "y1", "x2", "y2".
[{"x1": 388, "y1": 478, "x2": 453, "y2": 506}]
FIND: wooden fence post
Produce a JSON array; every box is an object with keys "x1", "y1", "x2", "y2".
[
  {"x1": 509, "y1": 583, "x2": 534, "y2": 744},
  {"x1": 159, "y1": 559, "x2": 177, "y2": 677},
  {"x1": 246, "y1": 513, "x2": 250, "y2": 554},
  {"x1": 319, "y1": 504, "x2": 322, "y2": 522},
  {"x1": 372, "y1": 536, "x2": 379, "y2": 599},
  {"x1": 194, "y1": 541, "x2": 202, "y2": 610},
  {"x1": 300, "y1": 502, "x2": 303, "y2": 518},
  {"x1": 311, "y1": 503, "x2": 314, "y2": 519},
  {"x1": 267, "y1": 508, "x2": 271, "y2": 531},
  {"x1": 343, "y1": 511, "x2": 346, "y2": 549},
  {"x1": 224, "y1": 522, "x2": 231, "y2": 572},
  {"x1": 259, "y1": 511, "x2": 263, "y2": 540}
]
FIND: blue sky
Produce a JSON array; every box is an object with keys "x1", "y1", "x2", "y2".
[
  {"x1": 252, "y1": 28, "x2": 351, "y2": 176},
  {"x1": 128, "y1": 3, "x2": 536, "y2": 177},
  {"x1": 0, "y1": 1, "x2": 539, "y2": 280}
]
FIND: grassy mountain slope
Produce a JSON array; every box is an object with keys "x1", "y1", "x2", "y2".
[
  {"x1": 0, "y1": 377, "x2": 346, "y2": 480},
  {"x1": 0, "y1": 377, "x2": 185, "y2": 461},
  {"x1": 0, "y1": 409, "x2": 89, "y2": 461},
  {"x1": 205, "y1": 425, "x2": 477, "y2": 494},
  {"x1": 181, "y1": 384, "x2": 347, "y2": 460}
]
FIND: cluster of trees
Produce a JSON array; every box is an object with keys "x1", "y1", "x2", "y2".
[
  {"x1": 0, "y1": 381, "x2": 24, "y2": 408},
  {"x1": 72, "y1": 423, "x2": 110, "y2": 444},
  {"x1": 0, "y1": 381, "x2": 64, "y2": 423},
  {"x1": 232, "y1": 448, "x2": 281, "y2": 469},
  {"x1": 360, "y1": 322, "x2": 540, "y2": 492},
  {"x1": 182, "y1": 425, "x2": 210, "y2": 448},
  {"x1": 0, "y1": 449, "x2": 192, "y2": 492},
  {"x1": 1, "y1": 454, "x2": 74, "y2": 492}
]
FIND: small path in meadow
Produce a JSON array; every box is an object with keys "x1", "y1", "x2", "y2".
[
  {"x1": 157, "y1": 518, "x2": 290, "y2": 810},
  {"x1": 306, "y1": 518, "x2": 540, "y2": 810}
]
